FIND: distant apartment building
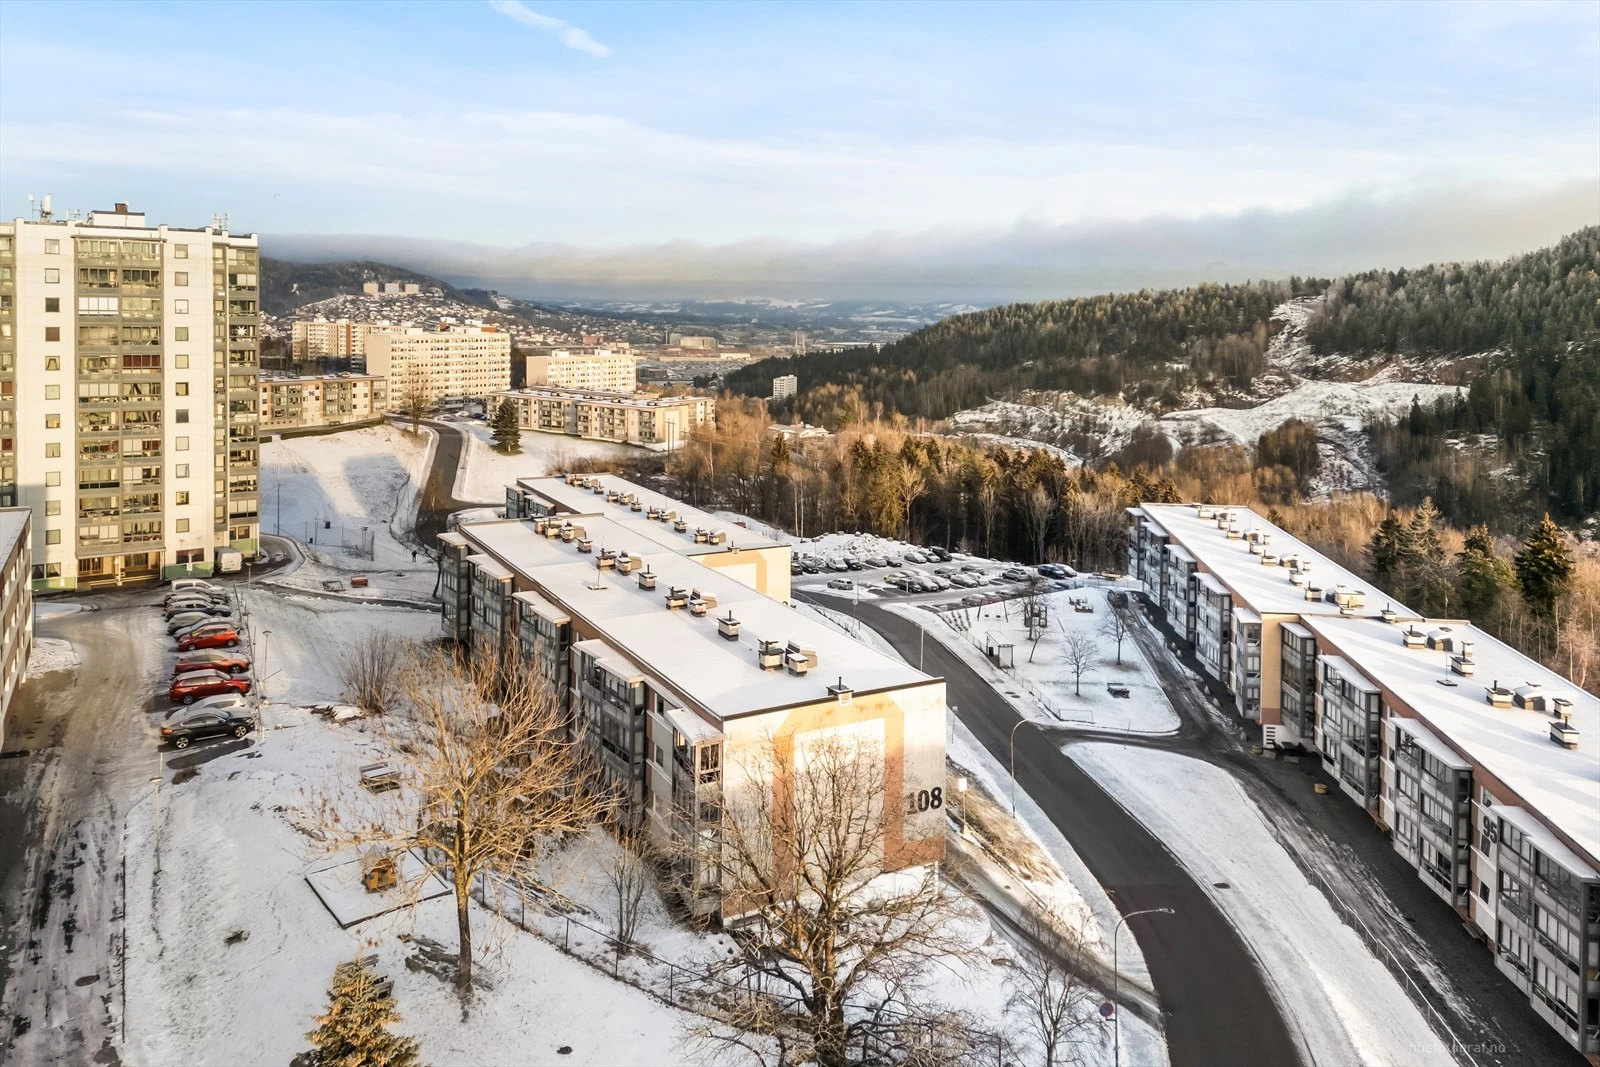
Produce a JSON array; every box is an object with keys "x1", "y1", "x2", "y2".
[
  {"x1": 365, "y1": 324, "x2": 510, "y2": 406},
  {"x1": 671, "y1": 335, "x2": 718, "y2": 350},
  {"x1": 488, "y1": 387, "x2": 712, "y2": 448},
  {"x1": 524, "y1": 348, "x2": 637, "y2": 393},
  {"x1": 0, "y1": 507, "x2": 32, "y2": 748},
  {"x1": 1, "y1": 203, "x2": 261, "y2": 589},
  {"x1": 290, "y1": 318, "x2": 395, "y2": 366},
  {"x1": 441, "y1": 473, "x2": 944, "y2": 920},
  {"x1": 771, "y1": 374, "x2": 798, "y2": 400},
  {"x1": 361, "y1": 281, "x2": 379, "y2": 296},
  {"x1": 1128, "y1": 502, "x2": 1600, "y2": 1057},
  {"x1": 259, "y1": 374, "x2": 388, "y2": 432}
]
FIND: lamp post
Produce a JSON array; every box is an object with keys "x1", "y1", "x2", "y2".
[
  {"x1": 149, "y1": 774, "x2": 163, "y2": 876},
  {"x1": 1009, "y1": 716, "x2": 1049, "y2": 813},
  {"x1": 259, "y1": 630, "x2": 272, "y2": 738},
  {"x1": 1113, "y1": 906, "x2": 1175, "y2": 1067}
]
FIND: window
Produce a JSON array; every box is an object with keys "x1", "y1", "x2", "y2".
[
  {"x1": 44, "y1": 297, "x2": 60, "y2": 313},
  {"x1": 45, "y1": 443, "x2": 60, "y2": 458},
  {"x1": 174, "y1": 383, "x2": 189, "y2": 396},
  {"x1": 45, "y1": 385, "x2": 60, "y2": 400},
  {"x1": 174, "y1": 327, "x2": 189, "y2": 342},
  {"x1": 176, "y1": 518, "x2": 190, "y2": 533},
  {"x1": 45, "y1": 357, "x2": 59, "y2": 371},
  {"x1": 175, "y1": 437, "x2": 189, "y2": 451},
  {"x1": 174, "y1": 299, "x2": 189, "y2": 314},
  {"x1": 45, "y1": 530, "x2": 61, "y2": 545},
  {"x1": 45, "y1": 327, "x2": 60, "y2": 342},
  {"x1": 45, "y1": 414, "x2": 60, "y2": 429},
  {"x1": 44, "y1": 268, "x2": 59, "y2": 283},
  {"x1": 174, "y1": 354, "x2": 189, "y2": 369},
  {"x1": 175, "y1": 491, "x2": 190, "y2": 505},
  {"x1": 174, "y1": 244, "x2": 188, "y2": 259},
  {"x1": 175, "y1": 463, "x2": 190, "y2": 478},
  {"x1": 45, "y1": 471, "x2": 60, "y2": 486},
  {"x1": 44, "y1": 239, "x2": 59, "y2": 254},
  {"x1": 174, "y1": 271, "x2": 188, "y2": 286},
  {"x1": 45, "y1": 500, "x2": 61, "y2": 517},
  {"x1": 175, "y1": 408, "x2": 189, "y2": 423}
]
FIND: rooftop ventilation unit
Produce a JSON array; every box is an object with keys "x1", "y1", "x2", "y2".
[
  {"x1": 606, "y1": 490, "x2": 621, "y2": 503},
  {"x1": 664, "y1": 586, "x2": 689, "y2": 610},
  {"x1": 673, "y1": 519, "x2": 689, "y2": 533},
  {"x1": 1226, "y1": 523, "x2": 1242, "y2": 539},
  {"x1": 1329, "y1": 585, "x2": 1365, "y2": 610},
  {"x1": 1552, "y1": 696, "x2": 1574, "y2": 722},
  {"x1": 1550, "y1": 720, "x2": 1580, "y2": 750},
  {"x1": 1304, "y1": 584, "x2": 1324, "y2": 601},
  {"x1": 630, "y1": 500, "x2": 643, "y2": 512},
  {"x1": 785, "y1": 651, "x2": 813, "y2": 676},
  {"x1": 709, "y1": 529, "x2": 727, "y2": 545},
  {"x1": 617, "y1": 554, "x2": 637, "y2": 575},
  {"x1": 1425, "y1": 627, "x2": 1456, "y2": 651},
  {"x1": 576, "y1": 537, "x2": 593, "y2": 554},
  {"x1": 1402, "y1": 627, "x2": 1426, "y2": 649},
  {"x1": 646, "y1": 507, "x2": 661, "y2": 520},
  {"x1": 1198, "y1": 506, "x2": 1216, "y2": 520},
  {"x1": 692, "y1": 527, "x2": 709, "y2": 544},
  {"x1": 596, "y1": 549, "x2": 616, "y2": 570},
  {"x1": 1450, "y1": 646, "x2": 1475, "y2": 676},
  {"x1": 592, "y1": 484, "x2": 605, "y2": 495},
  {"x1": 690, "y1": 589, "x2": 717, "y2": 610},
  {"x1": 637, "y1": 567, "x2": 657, "y2": 591},
  {"x1": 1290, "y1": 572, "x2": 1307, "y2": 586},
  {"x1": 559, "y1": 523, "x2": 576, "y2": 543},
  {"x1": 717, "y1": 611, "x2": 740, "y2": 641},
  {"x1": 1381, "y1": 605, "x2": 1400, "y2": 624},
  {"x1": 757, "y1": 638, "x2": 784, "y2": 671},
  {"x1": 1260, "y1": 553, "x2": 1278, "y2": 566},
  {"x1": 786, "y1": 641, "x2": 818, "y2": 671},
  {"x1": 534, "y1": 518, "x2": 550, "y2": 536},
  {"x1": 1486, "y1": 680, "x2": 1513, "y2": 708},
  {"x1": 827, "y1": 677, "x2": 853, "y2": 704},
  {"x1": 563, "y1": 473, "x2": 581, "y2": 486},
  {"x1": 688, "y1": 597, "x2": 710, "y2": 617},
  {"x1": 1512, "y1": 683, "x2": 1550, "y2": 711}
]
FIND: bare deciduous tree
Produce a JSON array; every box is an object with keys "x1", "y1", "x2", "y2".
[
  {"x1": 402, "y1": 379, "x2": 430, "y2": 436},
  {"x1": 1024, "y1": 486, "x2": 1057, "y2": 565},
  {"x1": 320, "y1": 652, "x2": 606, "y2": 994},
  {"x1": 683, "y1": 733, "x2": 976, "y2": 1067},
  {"x1": 340, "y1": 630, "x2": 407, "y2": 714},
  {"x1": 1061, "y1": 630, "x2": 1098, "y2": 697},
  {"x1": 1006, "y1": 909, "x2": 1104, "y2": 1067},
  {"x1": 604, "y1": 824, "x2": 652, "y2": 949},
  {"x1": 1023, "y1": 577, "x2": 1050, "y2": 664},
  {"x1": 1098, "y1": 609, "x2": 1131, "y2": 667}
]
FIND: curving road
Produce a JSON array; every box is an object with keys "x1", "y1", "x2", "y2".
[{"x1": 810, "y1": 592, "x2": 1304, "y2": 1067}]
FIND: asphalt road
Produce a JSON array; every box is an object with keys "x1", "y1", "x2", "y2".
[
  {"x1": 412, "y1": 418, "x2": 473, "y2": 548},
  {"x1": 823, "y1": 594, "x2": 1305, "y2": 1067}
]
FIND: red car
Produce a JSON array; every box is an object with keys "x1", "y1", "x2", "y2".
[
  {"x1": 169, "y1": 669, "x2": 252, "y2": 705},
  {"x1": 172, "y1": 650, "x2": 251, "y2": 677},
  {"x1": 176, "y1": 625, "x2": 241, "y2": 652}
]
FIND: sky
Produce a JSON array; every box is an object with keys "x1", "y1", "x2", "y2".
[{"x1": 1, "y1": 1, "x2": 1596, "y2": 298}]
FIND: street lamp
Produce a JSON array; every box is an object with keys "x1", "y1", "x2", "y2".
[
  {"x1": 1112, "y1": 906, "x2": 1175, "y2": 1067},
  {"x1": 149, "y1": 774, "x2": 163, "y2": 876},
  {"x1": 1009, "y1": 715, "x2": 1051, "y2": 813},
  {"x1": 259, "y1": 630, "x2": 272, "y2": 736}
]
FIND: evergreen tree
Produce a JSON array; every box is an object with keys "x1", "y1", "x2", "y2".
[
  {"x1": 1456, "y1": 526, "x2": 1516, "y2": 620},
  {"x1": 304, "y1": 957, "x2": 421, "y2": 1067},
  {"x1": 1402, "y1": 498, "x2": 1448, "y2": 611},
  {"x1": 1513, "y1": 514, "x2": 1574, "y2": 616},
  {"x1": 490, "y1": 400, "x2": 521, "y2": 455},
  {"x1": 1367, "y1": 514, "x2": 1411, "y2": 591}
]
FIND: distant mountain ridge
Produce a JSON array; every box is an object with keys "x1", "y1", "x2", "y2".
[{"x1": 259, "y1": 257, "x2": 491, "y2": 316}]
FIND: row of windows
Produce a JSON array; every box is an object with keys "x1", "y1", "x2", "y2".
[{"x1": 38, "y1": 267, "x2": 193, "y2": 286}]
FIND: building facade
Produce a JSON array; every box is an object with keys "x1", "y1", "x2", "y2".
[
  {"x1": 365, "y1": 324, "x2": 509, "y2": 407},
  {"x1": 1128, "y1": 502, "x2": 1600, "y2": 1057},
  {"x1": 1, "y1": 205, "x2": 261, "y2": 589},
  {"x1": 524, "y1": 349, "x2": 637, "y2": 393},
  {"x1": 488, "y1": 387, "x2": 713, "y2": 448},
  {"x1": 0, "y1": 507, "x2": 32, "y2": 748},
  {"x1": 439, "y1": 480, "x2": 944, "y2": 921},
  {"x1": 772, "y1": 374, "x2": 798, "y2": 400},
  {"x1": 259, "y1": 374, "x2": 388, "y2": 432}
]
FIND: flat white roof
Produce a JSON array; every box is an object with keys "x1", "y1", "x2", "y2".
[
  {"x1": 0, "y1": 508, "x2": 28, "y2": 564},
  {"x1": 516, "y1": 475, "x2": 786, "y2": 555},
  {"x1": 1496, "y1": 805, "x2": 1598, "y2": 881},
  {"x1": 1320, "y1": 655, "x2": 1383, "y2": 694},
  {"x1": 1393, "y1": 717, "x2": 1471, "y2": 772},
  {"x1": 1139, "y1": 504, "x2": 1413, "y2": 620},
  {"x1": 1307, "y1": 615, "x2": 1600, "y2": 866},
  {"x1": 466, "y1": 554, "x2": 513, "y2": 582},
  {"x1": 1164, "y1": 544, "x2": 1195, "y2": 564},
  {"x1": 666, "y1": 706, "x2": 722, "y2": 744},
  {"x1": 457, "y1": 518, "x2": 932, "y2": 721},
  {"x1": 1282, "y1": 621, "x2": 1314, "y2": 641},
  {"x1": 1196, "y1": 572, "x2": 1229, "y2": 597}
]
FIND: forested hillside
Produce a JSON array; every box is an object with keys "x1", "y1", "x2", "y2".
[{"x1": 259, "y1": 258, "x2": 486, "y2": 315}]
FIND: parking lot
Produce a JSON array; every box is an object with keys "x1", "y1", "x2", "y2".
[{"x1": 789, "y1": 544, "x2": 1084, "y2": 607}]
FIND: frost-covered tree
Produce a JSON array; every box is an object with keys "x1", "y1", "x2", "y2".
[
  {"x1": 490, "y1": 400, "x2": 521, "y2": 455},
  {"x1": 1515, "y1": 514, "x2": 1574, "y2": 617},
  {"x1": 303, "y1": 956, "x2": 421, "y2": 1067}
]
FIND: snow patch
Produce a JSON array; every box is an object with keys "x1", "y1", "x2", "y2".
[{"x1": 26, "y1": 636, "x2": 79, "y2": 677}]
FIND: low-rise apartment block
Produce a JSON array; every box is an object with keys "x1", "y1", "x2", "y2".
[
  {"x1": 0, "y1": 507, "x2": 33, "y2": 748},
  {"x1": 259, "y1": 374, "x2": 388, "y2": 432},
  {"x1": 488, "y1": 387, "x2": 713, "y2": 449},
  {"x1": 1, "y1": 203, "x2": 261, "y2": 589},
  {"x1": 439, "y1": 477, "x2": 943, "y2": 920},
  {"x1": 365, "y1": 324, "x2": 509, "y2": 407},
  {"x1": 290, "y1": 318, "x2": 397, "y2": 366},
  {"x1": 1129, "y1": 502, "x2": 1600, "y2": 1057},
  {"x1": 524, "y1": 348, "x2": 637, "y2": 392}
]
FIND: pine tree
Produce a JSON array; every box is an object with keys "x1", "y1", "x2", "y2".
[
  {"x1": 304, "y1": 957, "x2": 422, "y2": 1067},
  {"x1": 1456, "y1": 526, "x2": 1516, "y2": 620},
  {"x1": 1514, "y1": 514, "x2": 1574, "y2": 616},
  {"x1": 1367, "y1": 514, "x2": 1411, "y2": 592},
  {"x1": 1403, "y1": 498, "x2": 1448, "y2": 611},
  {"x1": 491, "y1": 400, "x2": 521, "y2": 455}
]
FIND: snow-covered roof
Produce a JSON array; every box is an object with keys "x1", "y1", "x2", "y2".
[
  {"x1": 1282, "y1": 621, "x2": 1314, "y2": 641},
  {"x1": 1164, "y1": 544, "x2": 1195, "y2": 565},
  {"x1": 1233, "y1": 606, "x2": 1262, "y2": 626},
  {"x1": 512, "y1": 589, "x2": 569, "y2": 626},
  {"x1": 457, "y1": 519, "x2": 934, "y2": 722},
  {"x1": 1137, "y1": 504, "x2": 1413, "y2": 620},
  {"x1": 466, "y1": 554, "x2": 513, "y2": 582},
  {"x1": 1319, "y1": 655, "x2": 1382, "y2": 694},
  {"x1": 1495, "y1": 805, "x2": 1598, "y2": 881},
  {"x1": 0, "y1": 508, "x2": 28, "y2": 565},
  {"x1": 1392, "y1": 717, "x2": 1470, "y2": 772},
  {"x1": 1307, "y1": 615, "x2": 1600, "y2": 866},
  {"x1": 515, "y1": 475, "x2": 787, "y2": 555},
  {"x1": 666, "y1": 706, "x2": 722, "y2": 744},
  {"x1": 1195, "y1": 572, "x2": 1229, "y2": 598}
]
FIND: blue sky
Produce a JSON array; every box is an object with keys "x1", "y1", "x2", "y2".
[{"x1": 1, "y1": 0, "x2": 1595, "y2": 260}]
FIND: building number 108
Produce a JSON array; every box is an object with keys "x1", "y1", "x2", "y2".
[{"x1": 905, "y1": 787, "x2": 943, "y2": 814}]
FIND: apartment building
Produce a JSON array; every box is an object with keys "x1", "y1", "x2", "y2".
[
  {"x1": 1, "y1": 204, "x2": 261, "y2": 589},
  {"x1": 438, "y1": 484, "x2": 944, "y2": 921},
  {"x1": 524, "y1": 348, "x2": 637, "y2": 392},
  {"x1": 771, "y1": 374, "x2": 798, "y2": 400},
  {"x1": 290, "y1": 318, "x2": 396, "y2": 366},
  {"x1": 1128, "y1": 502, "x2": 1600, "y2": 1057},
  {"x1": 259, "y1": 374, "x2": 388, "y2": 432},
  {"x1": 365, "y1": 324, "x2": 509, "y2": 406},
  {"x1": 0, "y1": 507, "x2": 32, "y2": 748},
  {"x1": 488, "y1": 387, "x2": 712, "y2": 449},
  {"x1": 506, "y1": 472, "x2": 790, "y2": 601}
]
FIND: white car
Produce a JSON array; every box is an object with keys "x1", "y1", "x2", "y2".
[
  {"x1": 827, "y1": 578, "x2": 855, "y2": 591},
  {"x1": 162, "y1": 692, "x2": 248, "y2": 718}
]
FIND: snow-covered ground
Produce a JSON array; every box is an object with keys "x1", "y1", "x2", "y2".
[
  {"x1": 1067, "y1": 743, "x2": 1455, "y2": 1067},
  {"x1": 237, "y1": 588, "x2": 438, "y2": 705},
  {"x1": 947, "y1": 393, "x2": 1155, "y2": 465},
  {"x1": 890, "y1": 587, "x2": 1180, "y2": 736},
  {"x1": 25, "y1": 636, "x2": 79, "y2": 677},
  {"x1": 261, "y1": 424, "x2": 438, "y2": 601},
  {"x1": 453, "y1": 423, "x2": 633, "y2": 505},
  {"x1": 1160, "y1": 378, "x2": 1459, "y2": 450}
]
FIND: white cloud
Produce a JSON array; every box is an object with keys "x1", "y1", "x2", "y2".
[{"x1": 487, "y1": 0, "x2": 611, "y2": 58}]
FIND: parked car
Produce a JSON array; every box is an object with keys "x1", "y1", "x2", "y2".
[
  {"x1": 169, "y1": 578, "x2": 222, "y2": 595},
  {"x1": 931, "y1": 576, "x2": 952, "y2": 591},
  {"x1": 164, "y1": 692, "x2": 248, "y2": 718},
  {"x1": 1036, "y1": 563, "x2": 1066, "y2": 579},
  {"x1": 883, "y1": 554, "x2": 903, "y2": 567},
  {"x1": 828, "y1": 559, "x2": 850, "y2": 572},
  {"x1": 844, "y1": 557, "x2": 864, "y2": 571},
  {"x1": 165, "y1": 589, "x2": 230, "y2": 608},
  {"x1": 160, "y1": 708, "x2": 256, "y2": 749},
  {"x1": 801, "y1": 560, "x2": 821, "y2": 574},
  {"x1": 164, "y1": 596, "x2": 228, "y2": 616},
  {"x1": 863, "y1": 556, "x2": 888, "y2": 568},
  {"x1": 173, "y1": 650, "x2": 251, "y2": 676},
  {"x1": 826, "y1": 578, "x2": 855, "y2": 591},
  {"x1": 170, "y1": 669, "x2": 252, "y2": 705},
  {"x1": 790, "y1": 561, "x2": 805, "y2": 576},
  {"x1": 933, "y1": 565, "x2": 958, "y2": 577},
  {"x1": 903, "y1": 550, "x2": 927, "y2": 564},
  {"x1": 950, "y1": 573, "x2": 979, "y2": 588},
  {"x1": 167, "y1": 610, "x2": 235, "y2": 634},
  {"x1": 1002, "y1": 567, "x2": 1030, "y2": 581},
  {"x1": 164, "y1": 601, "x2": 232, "y2": 621},
  {"x1": 961, "y1": 593, "x2": 986, "y2": 606},
  {"x1": 177, "y1": 625, "x2": 241, "y2": 652},
  {"x1": 925, "y1": 546, "x2": 954, "y2": 562},
  {"x1": 960, "y1": 562, "x2": 983, "y2": 572}
]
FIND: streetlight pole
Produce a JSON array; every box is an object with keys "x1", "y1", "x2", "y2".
[
  {"x1": 259, "y1": 630, "x2": 272, "y2": 738},
  {"x1": 1009, "y1": 716, "x2": 1048, "y2": 813},
  {"x1": 1113, "y1": 906, "x2": 1175, "y2": 1067},
  {"x1": 149, "y1": 773, "x2": 162, "y2": 876}
]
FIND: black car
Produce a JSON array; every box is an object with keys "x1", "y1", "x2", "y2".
[
  {"x1": 924, "y1": 546, "x2": 953, "y2": 562},
  {"x1": 801, "y1": 561, "x2": 820, "y2": 574},
  {"x1": 159, "y1": 708, "x2": 257, "y2": 749},
  {"x1": 844, "y1": 558, "x2": 864, "y2": 571}
]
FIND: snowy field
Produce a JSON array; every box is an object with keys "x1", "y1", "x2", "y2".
[
  {"x1": 1067, "y1": 743, "x2": 1455, "y2": 1067},
  {"x1": 261, "y1": 424, "x2": 438, "y2": 600},
  {"x1": 453, "y1": 423, "x2": 633, "y2": 504},
  {"x1": 890, "y1": 587, "x2": 1180, "y2": 736},
  {"x1": 1160, "y1": 378, "x2": 1459, "y2": 448}
]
